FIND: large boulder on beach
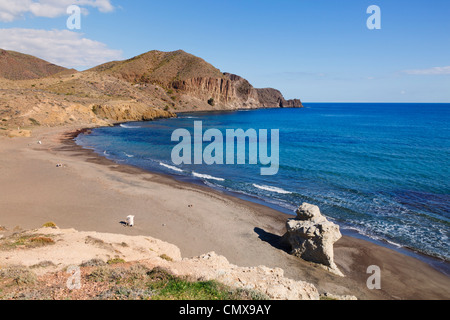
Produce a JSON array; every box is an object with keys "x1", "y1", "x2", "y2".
[{"x1": 283, "y1": 203, "x2": 343, "y2": 276}]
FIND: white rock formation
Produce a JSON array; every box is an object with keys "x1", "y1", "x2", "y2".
[
  {"x1": 0, "y1": 227, "x2": 322, "y2": 300},
  {"x1": 169, "y1": 252, "x2": 320, "y2": 300},
  {"x1": 283, "y1": 203, "x2": 344, "y2": 276}
]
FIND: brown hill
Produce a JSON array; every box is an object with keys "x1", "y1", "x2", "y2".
[
  {"x1": 0, "y1": 49, "x2": 301, "y2": 136},
  {"x1": 92, "y1": 50, "x2": 225, "y2": 87},
  {"x1": 92, "y1": 50, "x2": 303, "y2": 110},
  {"x1": 0, "y1": 49, "x2": 68, "y2": 80}
]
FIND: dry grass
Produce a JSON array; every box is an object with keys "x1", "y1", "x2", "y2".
[
  {"x1": 92, "y1": 50, "x2": 225, "y2": 87},
  {"x1": 0, "y1": 262, "x2": 268, "y2": 300},
  {"x1": 0, "y1": 49, "x2": 67, "y2": 80},
  {"x1": 159, "y1": 254, "x2": 173, "y2": 262},
  {"x1": 42, "y1": 222, "x2": 57, "y2": 229},
  {"x1": 106, "y1": 258, "x2": 126, "y2": 265},
  {"x1": 0, "y1": 233, "x2": 55, "y2": 251}
]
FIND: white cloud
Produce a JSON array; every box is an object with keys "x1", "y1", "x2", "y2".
[
  {"x1": 402, "y1": 66, "x2": 450, "y2": 75},
  {"x1": 0, "y1": 28, "x2": 123, "y2": 70},
  {"x1": 0, "y1": 0, "x2": 114, "y2": 22}
]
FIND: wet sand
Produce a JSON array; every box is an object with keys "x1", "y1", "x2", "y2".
[{"x1": 0, "y1": 126, "x2": 449, "y2": 300}]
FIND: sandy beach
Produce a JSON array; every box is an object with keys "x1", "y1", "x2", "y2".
[{"x1": 0, "y1": 126, "x2": 449, "y2": 300}]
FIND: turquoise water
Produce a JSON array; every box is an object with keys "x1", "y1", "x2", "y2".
[{"x1": 76, "y1": 103, "x2": 450, "y2": 261}]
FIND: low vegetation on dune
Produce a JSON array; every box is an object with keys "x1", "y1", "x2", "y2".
[
  {"x1": 0, "y1": 233, "x2": 55, "y2": 251},
  {"x1": 0, "y1": 261, "x2": 267, "y2": 300}
]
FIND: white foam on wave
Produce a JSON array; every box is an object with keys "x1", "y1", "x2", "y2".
[
  {"x1": 192, "y1": 172, "x2": 225, "y2": 182},
  {"x1": 120, "y1": 124, "x2": 140, "y2": 129},
  {"x1": 253, "y1": 184, "x2": 292, "y2": 194},
  {"x1": 384, "y1": 239, "x2": 404, "y2": 248},
  {"x1": 124, "y1": 152, "x2": 134, "y2": 158},
  {"x1": 204, "y1": 181, "x2": 296, "y2": 212},
  {"x1": 159, "y1": 162, "x2": 183, "y2": 173}
]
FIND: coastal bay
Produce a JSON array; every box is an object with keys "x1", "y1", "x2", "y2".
[{"x1": 1, "y1": 125, "x2": 449, "y2": 300}]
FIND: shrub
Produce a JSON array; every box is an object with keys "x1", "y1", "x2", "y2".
[
  {"x1": 42, "y1": 222, "x2": 57, "y2": 229},
  {"x1": 92, "y1": 105, "x2": 100, "y2": 115},
  {"x1": 107, "y1": 258, "x2": 126, "y2": 265},
  {"x1": 29, "y1": 237, "x2": 54, "y2": 245},
  {"x1": 88, "y1": 266, "x2": 127, "y2": 283},
  {"x1": 28, "y1": 118, "x2": 41, "y2": 126},
  {"x1": 159, "y1": 254, "x2": 173, "y2": 262},
  {"x1": 80, "y1": 259, "x2": 107, "y2": 268},
  {"x1": 207, "y1": 98, "x2": 215, "y2": 106},
  {"x1": 31, "y1": 261, "x2": 56, "y2": 269},
  {"x1": 0, "y1": 234, "x2": 55, "y2": 250},
  {"x1": 0, "y1": 267, "x2": 37, "y2": 286}
]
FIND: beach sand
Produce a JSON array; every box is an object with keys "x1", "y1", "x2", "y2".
[{"x1": 0, "y1": 126, "x2": 449, "y2": 300}]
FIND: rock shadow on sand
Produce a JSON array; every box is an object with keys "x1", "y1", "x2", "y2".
[{"x1": 254, "y1": 227, "x2": 290, "y2": 252}]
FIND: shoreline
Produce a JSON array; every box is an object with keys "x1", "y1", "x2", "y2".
[
  {"x1": 76, "y1": 119, "x2": 450, "y2": 276},
  {"x1": 1, "y1": 125, "x2": 449, "y2": 299}
]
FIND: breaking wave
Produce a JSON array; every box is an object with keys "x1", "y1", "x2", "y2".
[
  {"x1": 192, "y1": 172, "x2": 225, "y2": 182},
  {"x1": 253, "y1": 184, "x2": 292, "y2": 194}
]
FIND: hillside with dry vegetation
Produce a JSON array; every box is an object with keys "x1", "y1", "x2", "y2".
[
  {"x1": 0, "y1": 49, "x2": 302, "y2": 137},
  {"x1": 92, "y1": 50, "x2": 226, "y2": 86},
  {"x1": 0, "y1": 50, "x2": 68, "y2": 80}
]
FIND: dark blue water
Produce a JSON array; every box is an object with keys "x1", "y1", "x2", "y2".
[{"x1": 76, "y1": 103, "x2": 450, "y2": 262}]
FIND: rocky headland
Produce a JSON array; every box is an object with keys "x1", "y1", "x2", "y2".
[{"x1": 0, "y1": 49, "x2": 302, "y2": 138}]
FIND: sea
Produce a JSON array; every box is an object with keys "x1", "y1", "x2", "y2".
[{"x1": 75, "y1": 103, "x2": 450, "y2": 271}]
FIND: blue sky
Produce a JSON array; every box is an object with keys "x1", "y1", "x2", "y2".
[{"x1": 0, "y1": 0, "x2": 449, "y2": 102}]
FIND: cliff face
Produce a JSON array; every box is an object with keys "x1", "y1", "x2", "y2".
[
  {"x1": 170, "y1": 75, "x2": 261, "y2": 109},
  {"x1": 91, "y1": 102, "x2": 176, "y2": 122},
  {"x1": 171, "y1": 77, "x2": 236, "y2": 103},
  {"x1": 154, "y1": 72, "x2": 302, "y2": 110},
  {"x1": 0, "y1": 49, "x2": 302, "y2": 136},
  {"x1": 223, "y1": 73, "x2": 303, "y2": 109},
  {"x1": 93, "y1": 50, "x2": 303, "y2": 111},
  {"x1": 256, "y1": 88, "x2": 303, "y2": 108}
]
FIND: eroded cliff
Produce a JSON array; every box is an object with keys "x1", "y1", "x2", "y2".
[{"x1": 0, "y1": 49, "x2": 302, "y2": 136}]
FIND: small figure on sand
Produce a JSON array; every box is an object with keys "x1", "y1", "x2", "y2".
[{"x1": 126, "y1": 215, "x2": 135, "y2": 227}]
